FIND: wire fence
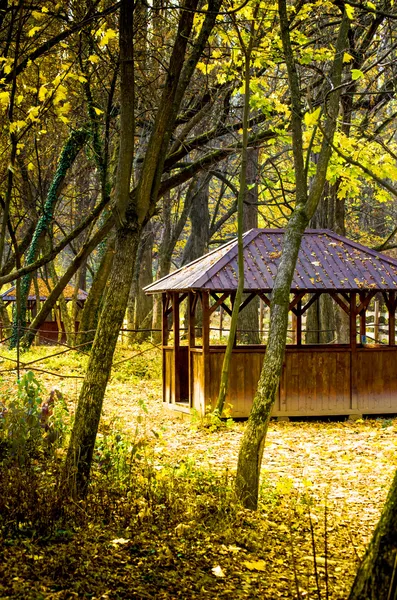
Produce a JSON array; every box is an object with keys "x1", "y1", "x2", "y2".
[{"x1": 0, "y1": 325, "x2": 162, "y2": 381}]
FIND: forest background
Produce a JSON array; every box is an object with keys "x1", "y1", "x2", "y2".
[{"x1": 2, "y1": 0, "x2": 397, "y2": 597}]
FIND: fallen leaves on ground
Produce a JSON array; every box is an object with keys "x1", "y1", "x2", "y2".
[{"x1": 0, "y1": 347, "x2": 396, "y2": 599}]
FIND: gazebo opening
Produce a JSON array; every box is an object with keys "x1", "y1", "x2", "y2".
[{"x1": 145, "y1": 229, "x2": 397, "y2": 418}]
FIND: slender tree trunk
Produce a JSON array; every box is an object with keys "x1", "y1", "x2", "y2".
[
  {"x1": 349, "y1": 467, "x2": 397, "y2": 600},
  {"x1": 47, "y1": 261, "x2": 74, "y2": 346},
  {"x1": 235, "y1": 1, "x2": 349, "y2": 509},
  {"x1": 240, "y1": 147, "x2": 260, "y2": 345},
  {"x1": 215, "y1": 17, "x2": 256, "y2": 416},
  {"x1": 77, "y1": 236, "x2": 115, "y2": 348},
  {"x1": 127, "y1": 223, "x2": 153, "y2": 343},
  {"x1": 62, "y1": 228, "x2": 139, "y2": 497}
]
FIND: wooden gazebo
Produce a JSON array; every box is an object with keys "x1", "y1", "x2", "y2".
[
  {"x1": 1, "y1": 277, "x2": 88, "y2": 344},
  {"x1": 145, "y1": 229, "x2": 397, "y2": 418}
]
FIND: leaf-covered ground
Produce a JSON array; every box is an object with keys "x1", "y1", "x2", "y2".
[{"x1": 1, "y1": 345, "x2": 396, "y2": 599}]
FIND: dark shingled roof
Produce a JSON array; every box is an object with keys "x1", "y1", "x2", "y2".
[{"x1": 144, "y1": 229, "x2": 397, "y2": 293}]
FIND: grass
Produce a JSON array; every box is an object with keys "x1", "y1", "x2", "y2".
[{"x1": 0, "y1": 341, "x2": 396, "y2": 599}]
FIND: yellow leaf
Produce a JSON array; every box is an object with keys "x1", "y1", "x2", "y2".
[
  {"x1": 304, "y1": 106, "x2": 321, "y2": 127},
  {"x1": 27, "y1": 106, "x2": 40, "y2": 121},
  {"x1": 28, "y1": 26, "x2": 41, "y2": 37},
  {"x1": 345, "y1": 3, "x2": 354, "y2": 19},
  {"x1": 93, "y1": 106, "x2": 103, "y2": 115},
  {"x1": 88, "y1": 55, "x2": 99, "y2": 64},
  {"x1": 54, "y1": 84, "x2": 67, "y2": 104},
  {"x1": 42, "y1": 6, "x2": 49, "y2": 12},
  {"x1": 243, "y1": 559, "x2": 266, "y2": 571},
  {"x1": 27, "y1": 162, "x2": 34, "y2": 171},
  {"x1": 0, "y1": 91, "x2": 10, "y2": 107},
  {"x1": 343, "y1": 52, "x2": 353, "y2": 63},
  {"x1": 4, "y1": 64, "x2": 12, "y2": 75},
  {"x1": 58, "y1": 115, "x2": 69, "y2": 123},
  {"x1": 38, "y1": 85, "x2": 47, "y2": 102},
  {"x1": 32, "y1": 10, "x2": 45, "y2": 20},
  {"x1": 99, "y1": 28, "x2": 117, "y2": 47}
]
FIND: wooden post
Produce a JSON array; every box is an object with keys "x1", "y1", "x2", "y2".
[
  {"x1": 297, "y1": 300, "x2": 302, "y2": 346},
  {"x1": 360, "y1": 292, "x2": 366, "y2": 345},
  {"x1": 350, "y1": 292, "x2": 358, "y2": 411},
  {"x1": 219, "y1": 305, "x2": 223, "y2": 339},
  {"x1": 259, "y1": 298, "x2": 264, "y2": 342},
  {"x1": 230, "y1": 291, "x2": 237, "y2": 347},
  {"x1": 188, "y1": 292, "x2": 196, "y2": 407},
  {"x1": 291, "y1": 311, "x2": 297, "y2": 344},
  {"x1": 172, "y1": 293, "x2": 180, "y2": 404},
  {"x1": 162, "y1": 293, "x2": 168, "y2": 404},
  {"x1": 389, "y1": 291, "x2": 395, "y2": 346},
  {"x1": 374, "y1": 298, "x2": 379, "y2": 343},
  {"x1": 202, "y1": 291, "x2": 210, "y2": 412}
]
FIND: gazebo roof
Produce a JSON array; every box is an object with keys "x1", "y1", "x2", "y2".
[
  {"x1": 145, "y1": 228, "x2": 397, "y2": 293},
  {"x1": 1, "y1": 277, "x2": 88, "y2": 302}
]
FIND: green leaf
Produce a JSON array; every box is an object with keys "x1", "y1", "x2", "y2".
[{"x1": 351, "y1": 69, "x2": 364, "y2": 81}]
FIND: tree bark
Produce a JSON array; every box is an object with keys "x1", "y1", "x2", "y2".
[
  {"x1": 62, "y1": 0, "x2": 222, "y2": 498},
  {"x1": 127, "y1": 223, "x2": 153, "y2": 342},
  {"x1": 240, "y1": 147, "x2": 260, "y2": 345},
  {"x1": 235, "y1": 2, "x2": 349, "y2": 509},
  {"x1": 349, "y1": 467, "x2": 397, "y2": 600},
  {"x1": 62, "y1": 228, "x2": 139, "y2": 497},
  {"x1": 77, "y1": 236, "x2": 115, "y2": 348}
]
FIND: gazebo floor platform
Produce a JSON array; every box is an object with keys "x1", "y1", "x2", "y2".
[{"x1": 163, "y1": 344, "x2": 397, "y2": 418}]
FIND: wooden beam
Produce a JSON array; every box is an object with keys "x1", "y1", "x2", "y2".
[
  {"x1": 329, "y1": 292, "x2": 350, "y2": 315},
  {"x1": 172, "y1": 293, "x2": 180, "y2": 403},
  {"x1": 209, "y1": 292, "x2": 229, "y2": 315},
  {"x1": 258, "y1": 292, "x2": 271, "y2": 307},
  {"x1": 289, "y1": 291, "x2": 306, "y2": 311},
  {"x1": 356, "y1": 290, "x2": 377, "y2": 315},
  {"x1": 239, "y1": 292, "x2": 257, "y2": 313},
  {"x1": 300, "y1": 292, "x2": 321, "y2": 315},
  {"x1": 210, "y1": 292, "x2": 232, "y2": 317}
]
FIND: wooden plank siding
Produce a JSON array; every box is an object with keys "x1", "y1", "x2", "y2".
[{"x1": 164, "y1": 345, "x2": 397, "y2": 418}]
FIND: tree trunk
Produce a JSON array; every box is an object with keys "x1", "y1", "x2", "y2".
[
  {"x1": 305, "y1": 294, "x2": 335, "y2": 344},
  {"x1": 127, "y1": 223, "x2": 153, "y2": 343},
  {"x1": 235, "y1": 211, "x2": 309, "y2": 507},
  {"x1": 62, "y1": 228, "x2": 139, "y2": 497},
  {"x1": 235, "y1": 1, "x2": 349, "y2": 508},
  {"x1": 77, "y1": 236, "x2": 115, "y2": 348},
  {"x1": 349, "y1": 467, "x2": 397, "y2": 600},
  {"x1": 182, "y1": 173, "x2": 210, "y2": 334},
  {"x1": 239, "y1": 147, "x2": 260, "y2": 345}
]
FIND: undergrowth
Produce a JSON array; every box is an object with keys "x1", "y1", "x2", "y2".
[{"x1": 0, "y1": 350, "x2": 365, "y2": 599}]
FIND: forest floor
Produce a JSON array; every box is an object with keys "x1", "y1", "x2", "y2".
[{"x1": 0, "y1": 343, "x2": 396, "y2": 599}]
